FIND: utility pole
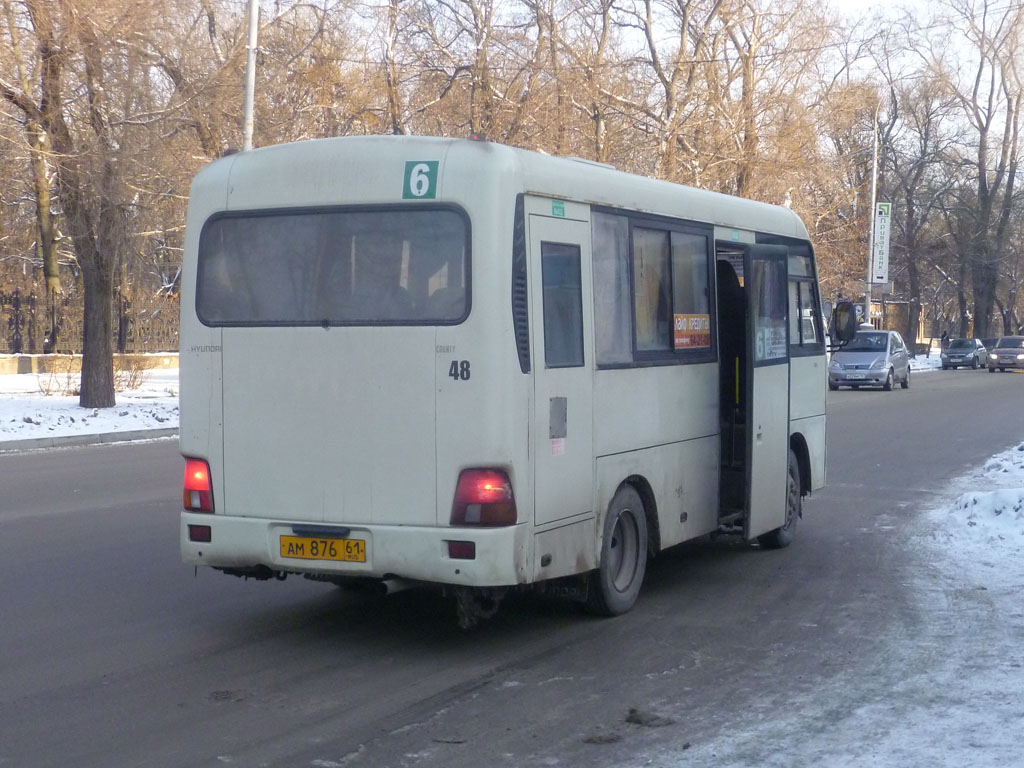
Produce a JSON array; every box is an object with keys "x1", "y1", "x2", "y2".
[
  {"x1": 242, "y1": 0, "x2": 259, "y2": 152},
  {"x1": 866, "y1": 100, "x2": 880, "y2": 327}
]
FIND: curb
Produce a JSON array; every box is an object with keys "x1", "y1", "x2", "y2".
[{"x1": 0, "y1": 427, "x2": 178, "y2": 453}]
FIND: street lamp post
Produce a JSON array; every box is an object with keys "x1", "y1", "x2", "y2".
[
  {"x1": 866, "y1": 100, "x2": 880, "y2": 326},
  {"x1": 242, "y1": 0, "x2": 259, "y2": 152}
]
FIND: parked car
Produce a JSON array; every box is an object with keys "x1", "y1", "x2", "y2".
[
  {"x1": 987, "y1": 336, "x2": 1024, "y2": 372},
  {"x1": 828, "y1": 329, "x2": 911, "y2": 390},
  {"x1": 941, "y1": 337, "x2": 987, "y2": 369}
]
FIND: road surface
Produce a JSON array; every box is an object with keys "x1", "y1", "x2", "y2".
[{"x1": 1, "y1": 367, "x2": 1021, "y2": 767}]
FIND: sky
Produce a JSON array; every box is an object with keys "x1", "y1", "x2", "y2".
[{"x1": 1, "y1": 356, "x2": 1021, "y2": 765}]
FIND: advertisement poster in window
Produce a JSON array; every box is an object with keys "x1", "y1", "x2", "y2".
[{"x1": 674, "y1": 313, "x2": 711, "y2": 349}]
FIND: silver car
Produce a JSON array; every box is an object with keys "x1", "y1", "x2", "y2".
[
  {"x1": 987, "y1": 336, "x2": 1024, "y2": 372},
  {"x1": 941, "y1": 337, "x2": 987, "y2": 369},
  {"x1": 828, "y1": 329, "x2": 911, "y2": 391}
]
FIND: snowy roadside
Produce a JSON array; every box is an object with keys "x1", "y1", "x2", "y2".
[
  {"x1": 909, "y1": 353, "x2": 945, "y2": 372},
  {"x1": 643, "y1": 440, "x2": 1024, "y2": 768},
  {"x1": 0, "y1": 369, "x2": 179, "y2": 448}
]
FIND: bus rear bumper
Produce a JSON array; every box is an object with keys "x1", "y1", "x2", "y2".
[{"x1": 180, "y1": 513, "x2": 531, "y2": 587}]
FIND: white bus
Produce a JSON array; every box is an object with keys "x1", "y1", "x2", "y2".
[{"x1": 180, "y1": 136, "x2": 848, "y2": 626}]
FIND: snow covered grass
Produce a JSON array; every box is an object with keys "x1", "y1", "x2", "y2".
[
  {"x1": 926, "y1": 442, "x2": 1024, "y2": 588},
  {"x1": 0, "y1": 369, "x2": 179, "y2": 444}
]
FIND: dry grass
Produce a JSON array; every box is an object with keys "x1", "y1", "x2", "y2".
[{"x1": 36, "y1": 354, "x2": 155, "y2": 396}]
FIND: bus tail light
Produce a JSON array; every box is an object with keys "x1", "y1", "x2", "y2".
[
  {"x1": 450, "y1": 469, "x2": 517, "y2": 526},
  {"x1": 184, "y1": 458, "x2": 214, "y2": 512}
]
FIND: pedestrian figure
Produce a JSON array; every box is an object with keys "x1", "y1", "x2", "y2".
[{"x1": 941, "y1": 331, "x2": 949, "y2": 350}]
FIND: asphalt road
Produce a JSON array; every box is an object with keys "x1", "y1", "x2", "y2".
[{"x1": 1, "y1": 367, "x2": 1022, "y2": 768}]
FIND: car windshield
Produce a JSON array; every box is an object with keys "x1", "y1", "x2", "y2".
[
  {"x1": 948, "y1": 339, "x2": 973, "y2": 349},
  {"x1": 844, "y1": 332, "x2": 888, "y2": 351},
  {"x1": 995, "y1": 337, "x2": 1024, "y2": 349}
]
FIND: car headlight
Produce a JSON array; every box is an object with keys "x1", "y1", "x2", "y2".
[
  {"x1": 870, "y1": 359, "x2": 885, "y2": 370},
  {"x1": 829, "y1": 359, "x2": 842, "y2": 370},
  {"x1": 990, "y1": 353, "x2": 998, "y2": 360},
  {"x1": 1017, "y1": 354, "x2": 1024, "y2": 360}
]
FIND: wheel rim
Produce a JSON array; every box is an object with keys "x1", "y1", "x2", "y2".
[{"x1": 608, "y1": 509, "x2": 641, "y2": 592}]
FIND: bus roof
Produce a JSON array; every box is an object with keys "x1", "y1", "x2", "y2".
[{"x1": 193, "y1": 136, "x2": 810, "y2": 241}]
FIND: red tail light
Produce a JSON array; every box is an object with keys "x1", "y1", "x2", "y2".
[
  {"x1": 183, "y1": 458, "x2": 214, "y2": 512},
  {"x1": 450, "y1": 469, "x2": 517, "y2": 526}
]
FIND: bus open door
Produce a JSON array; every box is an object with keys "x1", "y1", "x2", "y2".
[{"x1": 716, "y1": 244, "x2": 792, "y2": 544}]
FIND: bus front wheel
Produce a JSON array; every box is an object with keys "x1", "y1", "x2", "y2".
[{"x1": 587, "y1": 486, "x2": 648, "y2": 616}]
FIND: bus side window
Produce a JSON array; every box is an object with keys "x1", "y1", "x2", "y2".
[
  {"x1": 541, "y1": 242, "x2": 584, "y2": 368},
  {"x1": 787, "y1": 253, "x2": 823, "y2": 349},
  {"x1": 591, "y1": 212, "x2": 631, "y2": 365}
]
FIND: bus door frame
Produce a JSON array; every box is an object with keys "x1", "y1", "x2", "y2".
[
  {"x1": 742, "y1": 244, "x2": 791, "y2": 540},
  {"x1": 526, "y1": 210, "x2": 595, "y2": 529}
]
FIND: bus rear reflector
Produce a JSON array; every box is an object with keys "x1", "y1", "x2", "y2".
[
  {"x1": 188, "y1": 524, "x2": 212, "y2": 543},
  {"x1": 447, "y1": 540, "x2": 476, "y2": 559},
  {"x1": 450, "y1": 469, "x2": 517, "y2": 526},
  {"x1": 183, "y1": 458, "x2": 214, "y2": 512}
]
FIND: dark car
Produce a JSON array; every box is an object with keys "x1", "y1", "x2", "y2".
[
  {"x1": 988, "y1": 336, "x2": 1024, "y2": 372},
  {"x1": 941, "y1": 337, "x2": 987, "y2": 369}
]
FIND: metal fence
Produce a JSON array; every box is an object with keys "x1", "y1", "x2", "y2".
[{"x1": 0, "y1": 289, "x2": 179, "y2": 354}]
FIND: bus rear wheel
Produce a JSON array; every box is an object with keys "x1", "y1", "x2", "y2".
[
  {"x1": 758, "y1": 450, "x2": 801, "y2": 550},
  {"x1": 587, "y1": 486, "x2": 648, "y2": 616}
]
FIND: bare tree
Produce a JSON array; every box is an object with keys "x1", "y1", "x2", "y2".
[{"x1": 930, "y1": 0, "x2": 1023, "y2": 338}]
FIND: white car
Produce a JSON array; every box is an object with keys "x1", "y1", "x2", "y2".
[{"x1": 829, "y1": 329, "x2": 911, "y2": 391}]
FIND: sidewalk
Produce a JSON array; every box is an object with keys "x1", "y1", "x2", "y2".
[{"x1": 0, "y1": 369, "x2": 179, "y2": 452}]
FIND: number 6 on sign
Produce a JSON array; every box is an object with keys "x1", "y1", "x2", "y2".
[{"x1": 403, "y1": 161, "x2": 439, "y2": 199}]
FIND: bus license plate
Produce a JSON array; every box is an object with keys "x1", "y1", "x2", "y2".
[{"x1": 280, "y1": 535, "x2": 366, "y2": 563}]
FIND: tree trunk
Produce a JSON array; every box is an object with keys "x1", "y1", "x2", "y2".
[
  {"x1": 79, "y1": 256, "x2": 115, "y2": 407},
  {"x1": 31, "y1": 0, "x2": 117, "y2": 408},
  {"x1": 29, "y1": 130, "x2": 61, "y2": 296}
]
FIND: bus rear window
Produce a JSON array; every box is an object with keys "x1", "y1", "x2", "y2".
[{"x1": 196, "y1": 207, "x2": 469, "y2": 326}]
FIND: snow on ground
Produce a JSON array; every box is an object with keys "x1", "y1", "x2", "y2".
[
  {"x1": 908, "y1": 352, "x2": 945, "y2": 372},
  {"x1": 0, "y1": 367, "x2": 179, "y2": 446},
  {"x1": 645, "y1": 440, "x2": 1024, "y2": 768},
  {"x1": 926, "y1": 442, "x2": 1024, "y2": 587}
]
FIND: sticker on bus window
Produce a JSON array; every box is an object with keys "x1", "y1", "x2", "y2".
[
  {"x1": 756, "y1": 325, "x2": 788, "y2": 361},
  {"x1": 552, "y1": 200, "x2": 565, "y2": 217},
  {"x1": 403, "y1": 161, "x2": 439, "y2": 199},
  {"x1": 674, "y1": 314, "x2": 711, "y2": 349}
]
